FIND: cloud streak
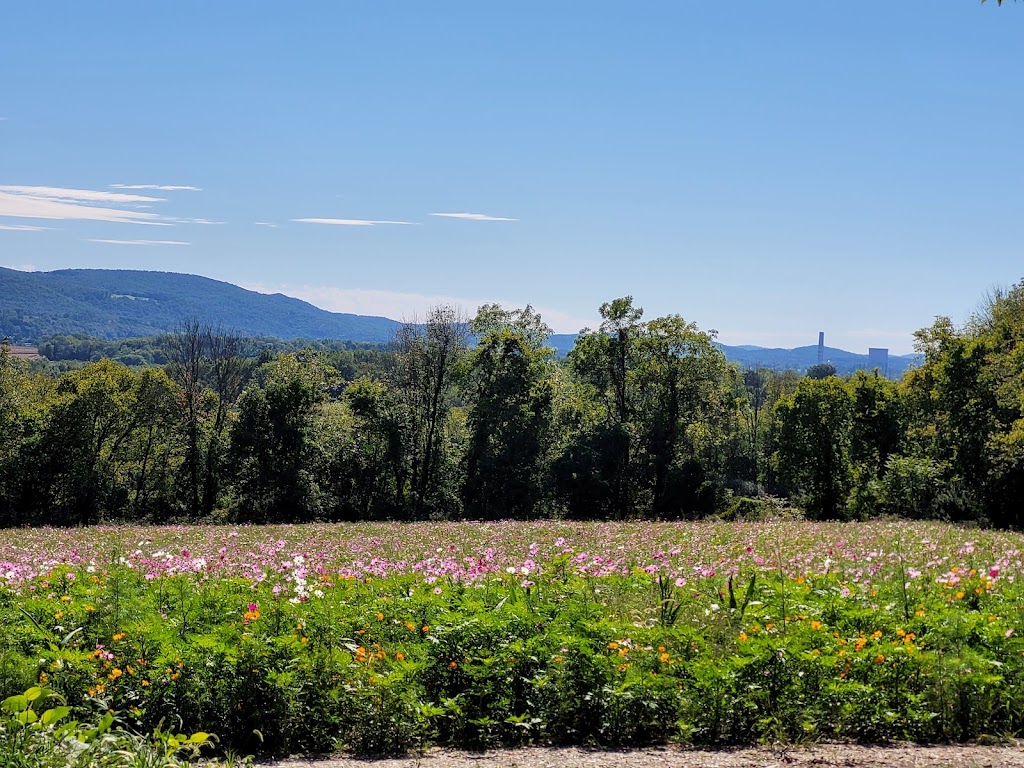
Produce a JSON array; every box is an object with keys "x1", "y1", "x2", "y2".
[
  {"x1": 255, "y1": 221, "x2": 280, "y2": 228},
  {"x1": 0, "y1": 185, "x2": 213, "y2": 226},
  {"x1": 111, "y1": 184, "x2": 202, "y2": 191},
  {"x1": 88, "y1": 239, "x2": 190, "y2": 246},
  {"x1": 431, "y1": 212, "x2": 517, "y2": 221},
  {"x1": 0, "y1": 224, "x2": 50, "y2": 231},
  {"x1": 292, "y1": 218, "x2": 415, "y2": 227}
]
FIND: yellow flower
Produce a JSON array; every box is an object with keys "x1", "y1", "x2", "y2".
[
  {"x1": 955, "y1": 591, "x2": 965, "y2": 600},
  {"x1": 608, "y1": 641, "x2": 619, "y2": 650},
  {"x1": 395, "y1": 652, "x2": 405, "y2": 661},
  {"x1": 376, "y1": 612, "x2": 384, "y2": 621},
  {"x1": 810, "y1": 621, "x2": 822, "y2": 631},
  {"x1": 871, "y1": 630, "x2": 883, "y2": 640},
  {"x1": 874, "y1": 654, "x2": 885, "y2": 664},
  {"x1": 113, "y1": 632, "x2": 126, "y2": 641},
  {"x1": 738, "y1": 632, "x2": 748, "y2": 642},
  {"x1": 660, "y1": 652, "x2": 671, "y2": 662}
]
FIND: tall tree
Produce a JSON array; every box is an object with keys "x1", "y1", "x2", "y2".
[
  {"x1": 230, "y1": 352, "x2": 331, "y2": 523},
  {"x1": 462, "y1": 305, "x2": 555, "y2": 518},
  {"x1": 392, "y1": 305, "x2": 467, "y2": 517},
  {"x1": 773, "y1": 377, "x2": 854, "y2": 520},
  {"x1": 568, "y1": 297, "x2": 645, "y2": 516}
]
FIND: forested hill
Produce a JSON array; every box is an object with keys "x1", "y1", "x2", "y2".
[{"x1": 0, "y1": 267, "x2": 400, "y2": 343}]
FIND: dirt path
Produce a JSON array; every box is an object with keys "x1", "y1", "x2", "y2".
[{"x1": 262, "y1": 743, "x2": 1024, "y2": 768}]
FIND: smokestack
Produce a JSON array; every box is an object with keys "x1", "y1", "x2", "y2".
[{"x1": 817, "y1": 332, "x2": 824, "y2": 365}]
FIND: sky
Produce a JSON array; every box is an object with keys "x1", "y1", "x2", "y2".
[{"x1": 1, "y1": 2, "x2": 1021, "y2": 354}]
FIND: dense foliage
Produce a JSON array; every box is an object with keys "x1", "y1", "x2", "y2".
[
  {"x1": 3, "y1": 284, "x2": 1024, "y2": 527},
  {"x1": 1, "y1": 520, "x2": 1022, "y2": 756}
]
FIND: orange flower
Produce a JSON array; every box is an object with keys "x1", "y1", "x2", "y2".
[
  {"x1": 376, "y1": 612, "x2": 384, "y2": 621},
  {"x1": 395, "y1": 652, "x2": 405, "y2": 661},
  {"x1": 874, "y1": 654, "x2": 885, "y2": 664},
  {"x1": 810, "y1": 621, "x2": 822, "y2": 631},
  {"x1": 738, "y1": 632, "x2": 748, "y2": 642},
  {"x1": 449, "y1": 661, "x2": 458, "y2": 669}
]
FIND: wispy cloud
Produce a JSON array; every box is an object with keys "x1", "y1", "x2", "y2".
[
  {"x1": 243, "y1": 283, "x2": 590, "y2": 333},
  {"x1": 431, "y1": 212, "x2": 517, "y2": 222},
  {"x1": 255, "y1": 221, "x2": 280, "y2": 228},
  {"x1": 110, "y1": 184, "x2": 202, "y2": 191},
  {"x1": 0, "y1": 185, "x2": 214, "y2": 226},
  {"x1": 0, "y1": 223, "x2": 50, "y2": 231},
  {"x1": 292, "y1": 218, "x2": 415, "y2": 227},
  {"x1": 0, "y1": 185, "x2": 162, "y2": 203},
  {"x1": 88, "y1": 239, "x2": 190, "y2": 246}
]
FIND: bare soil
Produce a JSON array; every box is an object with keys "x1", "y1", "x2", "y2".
[{"x1": 262, "y1": 743, "x2": 1024, "y2": 768}]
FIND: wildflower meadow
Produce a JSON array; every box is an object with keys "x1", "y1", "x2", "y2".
[{"x1": 2, "y1": 520, "x2": 1024, "y2": 757}]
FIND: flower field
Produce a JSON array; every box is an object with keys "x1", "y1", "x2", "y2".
[{"x1": 2, "y1": 520, "x2": 1024, "y2": 756}]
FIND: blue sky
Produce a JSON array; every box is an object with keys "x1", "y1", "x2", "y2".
[{"x1": 1, "y1": 2, "x2": 1020, "y2": 354}]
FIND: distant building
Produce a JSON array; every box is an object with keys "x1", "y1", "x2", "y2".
[
  {"x1": 867, "y1": 347, "x2": 889, "y2": 377},
  {"x1": 817, "y1": 332, "x2": 825, "y2": 365}
]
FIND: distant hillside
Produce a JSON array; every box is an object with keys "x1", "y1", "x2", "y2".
[
  {"x1": 714, "y1": 343, "x2": 918, "y2": 378},
  {"x1": 550, "y1": 335, "x2": 916, "y2": 377},
  {"x1": 1, "y1": 267, "x2": 916, "y2": 376},
  {"x1": 0, "y1": 267, "x2": 400, "y2": 343}
]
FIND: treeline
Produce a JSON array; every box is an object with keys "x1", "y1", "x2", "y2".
[
  {"x1": 35, "y1": 333, "x2": 389, "y2": 375},
  {"x1": 2, "y1": 286, "x2": 1024, "y2": 528}
]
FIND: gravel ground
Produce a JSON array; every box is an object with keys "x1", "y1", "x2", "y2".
[{"x1": 260, "y1": 743, "x2": 1024, "y2": 768}]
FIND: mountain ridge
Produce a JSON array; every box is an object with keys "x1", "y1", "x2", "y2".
[{"x1": 0, "y1": 267, "x2": 915, "y2": 375}]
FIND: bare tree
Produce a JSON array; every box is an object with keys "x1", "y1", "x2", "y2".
[
  {"x1": 203, "y1": 325, "x2": 248, "y2": 515},
  {"x1": 162, "y1": 319, "x2": 206, "y2": 517}
]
